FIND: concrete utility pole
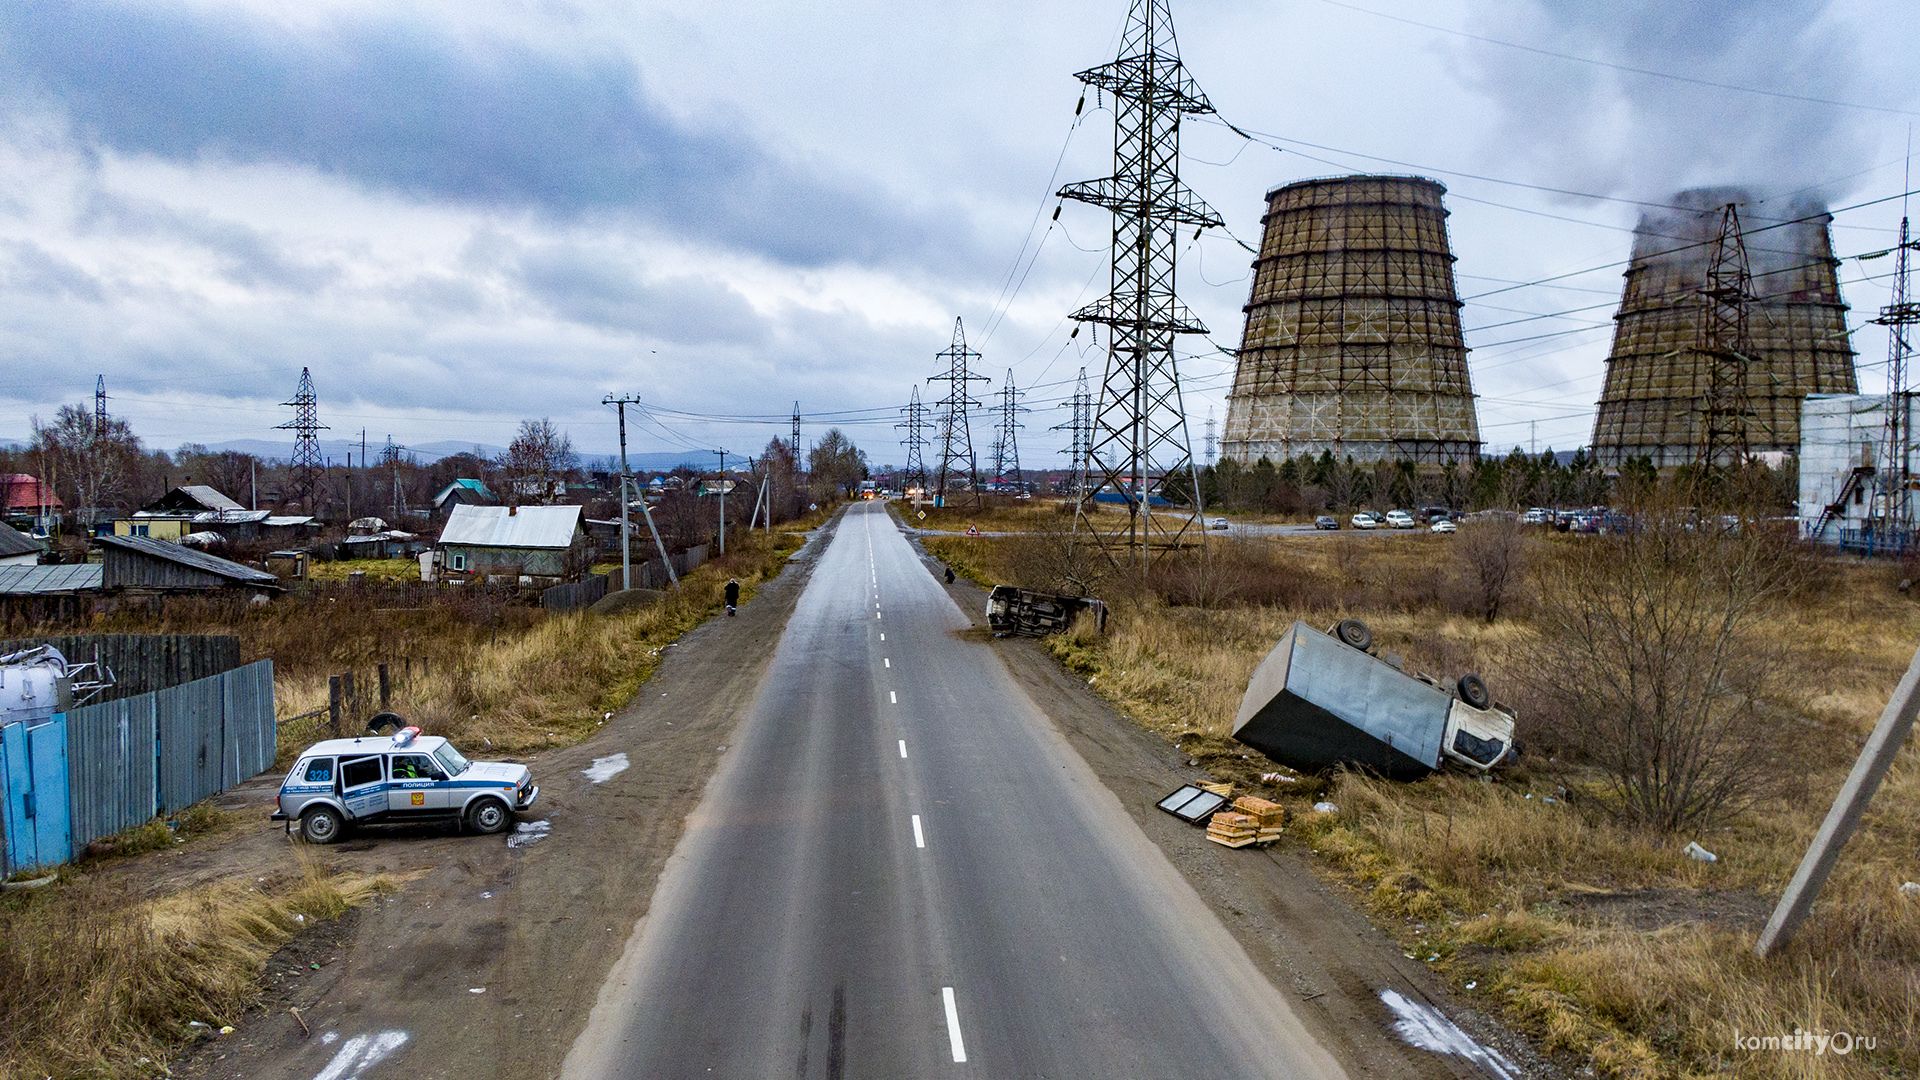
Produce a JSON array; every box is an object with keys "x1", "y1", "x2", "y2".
[
  {"x1": 604, "y1": 394, "x2": 677, "y2": 590},
  {"x1": 1756, "y1": 639, "x2": 1920, "y2": 956},
  {"x1": 712, "y1": 448, "x2": 729, "y2": 556}
]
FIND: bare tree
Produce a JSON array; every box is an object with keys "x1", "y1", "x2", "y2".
[
  {"x1": 1454, "y1": 513, "x2": 1526, "y2": 622},
  {"x1": 807, "y1": 428, "x2": 867, "y2": 501},
  {"x1": 32, "y1": 405, "x2": 142, "y2": 522},
  {"x1": 1525, "y1": 513, "x2": 1802, "y2": 833},
  {"x1": 502, "y1": 419, "x2": 575, "y2": 504}
]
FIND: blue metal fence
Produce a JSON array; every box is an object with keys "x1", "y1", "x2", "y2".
[{"x1": 0, "y1": 659, "x2": 275, "y2": 874}]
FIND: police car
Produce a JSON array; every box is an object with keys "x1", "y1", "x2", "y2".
[{"x1": 272, "y1": 725, "x2": 538, "y2": 843}]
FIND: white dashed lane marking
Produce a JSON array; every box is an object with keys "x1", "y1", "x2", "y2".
[{"x1": 912, "y1": 814, "x2": 925, "y2": 848}]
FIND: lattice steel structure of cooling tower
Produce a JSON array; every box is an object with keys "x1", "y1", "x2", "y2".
[
  {"x1": 1223, "y1": 175, "x2": 1480, "y2": 465},
  {"x1": 1591, "y1": 188, "x2": 1856, "y2": 469}
]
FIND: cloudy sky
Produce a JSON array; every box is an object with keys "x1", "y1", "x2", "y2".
[{"x1": 1, "y1": 0, "x2": 1916, "y2": 466}]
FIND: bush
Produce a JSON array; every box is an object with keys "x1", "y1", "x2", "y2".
[
  {"x1": 1452, "y1": 514, "x2": 1526, "y2": 623},
  {"x1": 1524, "y1": 512, "x2": 1805, "y2": 832}
]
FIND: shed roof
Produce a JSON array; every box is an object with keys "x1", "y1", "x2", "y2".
[
  {"x1": 0, "y1": 563, "x2": 102, "y2": 595},
  {"x1": 438, "y1": 504, "x2": 582, "y2": 549},
  {"x1": 1, "y1": 474, "x2": 61, "y2": 511},
  {"x1": 0, "y1": 520, "x2": 45, "y2": 560},
  {"x1": 95, "y1": 534, "x2": 281, "y2": 586}
]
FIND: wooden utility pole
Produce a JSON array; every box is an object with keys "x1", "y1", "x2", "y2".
[{"x1": 1756, "y1": 639, "x2": 1920, "y2": 956}]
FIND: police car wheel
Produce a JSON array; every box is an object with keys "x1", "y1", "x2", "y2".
[
  {"x1": 300, "y1": 805, "x2": 344, "y2": 844},
  {"x1": 467, "y1": 798, "x2": 510, "y2": 835}
]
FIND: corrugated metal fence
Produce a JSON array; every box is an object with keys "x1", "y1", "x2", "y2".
[
  {"x1": 0, "y1": 634, "x2": 242, "y2": 703},
  {"x1": 0, "y1": 659, "x2": 275, "y2": 874}
]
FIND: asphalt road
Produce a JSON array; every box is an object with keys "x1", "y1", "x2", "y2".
[{"x1": 563, "y1": 501, "x2": 1348, "y2": 1080}]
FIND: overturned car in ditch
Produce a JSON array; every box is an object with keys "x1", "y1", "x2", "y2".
[
  {"x1": 984, "y1": 585, "x2": 1107, "y2": 637},
  {"x1": 1231, "y1": 618, "x2": 1515, "y2": 780}
]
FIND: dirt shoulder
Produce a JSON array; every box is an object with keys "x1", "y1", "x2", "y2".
[
  {"x1": 171, "y1": 513, "x2": 840, "y2": 1080},
  {"x1": 924, "y1": 561, "x2": 1559, "y2": 1080}
]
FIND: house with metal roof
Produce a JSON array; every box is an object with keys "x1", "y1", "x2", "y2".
[
  {"x1": 1, "y1": 474, "x2": 60, "y2": 529},
  {"x1": 436, "y1": 504, "x2": 587, "y2": 581},
  {"x1": 0, "y1": 521, "x2": 45, "y2": 566},
  {"x1": 431, "y1": 479, "x2": 499, "y2": 515},
  {"x1": 93, "y1": 534, "x2": 282, "y2": 595}
]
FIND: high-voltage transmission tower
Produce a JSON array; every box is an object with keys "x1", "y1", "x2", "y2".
[
  {"x1": 928, "y1": 318, "x2": 989, "y2": 506},
  {"x1": 1204, "y1": 406, "x2": 1216, "y2": 464},
  {"x1": 1057, "y1": 0, "x2": 1221, "y2": 570},
  {"x1": 897, "y1": 385, "x2": 931, "y2": 493},
  {"x1": 276, "y1": 367, "x2": 327, "y2": 509},
  {"x1": 1053, "y1": 367, "x2": 1095, "y2": 499},
  {"x1": 790, "y1": 401, "x2": 802, "y2": 461},
  {"x1": 1873, "y1": 210, "x2": 1920, "y2": 541},
  {"x1": 990, "y1": 369, "x2": 1026, "y2": 489},
  {"x1": 94, "y1": 375, "x2": 108, "y2": 433},
  {"x1": 1694, "y1": 204, "x2": 1758, "y2": 474}
]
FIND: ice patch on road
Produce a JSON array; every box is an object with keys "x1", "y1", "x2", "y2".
[
  {"x1": 311, "y1": 1030, "x2": 408, "y2": 1080},
  {"x1": 507, "y1": 820, "x2": 551, "y2": 848},
  {"x1": 583, "y1": 753, "x2": 629, "y2": 784},
  {"x1": 1380, "y1": 990, "x2": 1517, "y2": 1080}
]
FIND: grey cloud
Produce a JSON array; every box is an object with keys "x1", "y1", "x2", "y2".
[
  {"x1": 0, "y1": 239, "x2": 103, "y2": 301},
  {"x1": 0, "y1": 1, "x2": 978, "y2": 273},
  {"x1": 514, "y1": 245, "x2": 769, "y2": 346},
  {"x1": 83, "y1": 192, "x2": 341, "y2": 292},
  {"x1": 1461, "y1": 0, "x2": 1877, "y2": 201}
]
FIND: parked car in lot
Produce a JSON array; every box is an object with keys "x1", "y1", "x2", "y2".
[
  {"x1": 274, "y1": 724, "x2": 538, "y2": 843},
  {"x1": 1314, "y1": 515, "x2": 1340, "y2": 530},
  {"x1": 1350, "y1": 512, "x2": 1379, "y2": 530},
  {"x1": 1383, "y1": 510, "x2": 1416, "y2": 529},
  {"x1": 1418, "y1": 506, "x2": 1451, "y2": 524},
  {"x1": 1430, "y1": 519, "x2": 1456, "y2": 534},
  {"x1": 1523, "y1": 507, "x2": 1553, "y2": 525},
  {"x1": 1207, "y1": 517, "x2": 1230, "y2": 530}
]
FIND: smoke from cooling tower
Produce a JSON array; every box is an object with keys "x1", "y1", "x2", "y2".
[
  {"x1": 1589, "y1": 186, "x2": 1857, "y2": 467},
  {"x1": 1460, "y1": 0, "x2": 1876, "y2": 200}
]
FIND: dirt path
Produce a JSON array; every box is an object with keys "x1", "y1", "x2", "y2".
[{"x1": 172, "y1": 515, "x2": 839, "y2": 1080}]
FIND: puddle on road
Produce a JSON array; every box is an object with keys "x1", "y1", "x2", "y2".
[
  {"x1": 583, "y1": 753, "x2": 630, "y2": 784},
  {"x1": 1379, "y1": 989, "x2": 1517, "y2": 1080},
  {"x1": 507, "y1": 820, "x2": 552, "y2": 848}
]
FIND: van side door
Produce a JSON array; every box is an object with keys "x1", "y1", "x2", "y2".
[{"x1": 338, "y1": 755, "x2": 386, "y2": 820}]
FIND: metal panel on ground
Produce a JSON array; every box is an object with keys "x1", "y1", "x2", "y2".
[
  {"x1": 158, "y1": 676, "x2": 223, "y2": 814},
  {"x1": 220, "y1": 661, "x2": 276, "y2": 789},
  {"x1": 64, "y1": 696, "x2": 158, "y2": 857},
  {"x1": 0, "y1": 718, "x2": 70, "y2": 874}
]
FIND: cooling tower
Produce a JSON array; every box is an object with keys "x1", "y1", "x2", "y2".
[
  {"x1": 1590, "y1": 188, "x2": 1856, "y2": 468},
  {"x1": 1222, "y1": 175, "x2": 1480, "y2": 465}
]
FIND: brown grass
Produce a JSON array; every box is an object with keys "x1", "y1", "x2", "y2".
[
  {"x1": 0, "y1": 852, "x2": 394, "y2": 1080},
  {"x1": 942, "y1": 528, "x2": 1920, "y2": 1080}
]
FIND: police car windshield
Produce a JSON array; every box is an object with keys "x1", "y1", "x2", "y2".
[{"x1": 431, "y1": 743, "x2": 470, "y2": 777}]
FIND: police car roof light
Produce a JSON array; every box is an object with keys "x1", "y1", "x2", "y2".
[{"x1": 392, "y1": 726, "x2": 421, "y2": 748}]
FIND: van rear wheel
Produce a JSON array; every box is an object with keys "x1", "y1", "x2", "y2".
[
  {"x1": 467, "y1": 797, "x2": 511, "y2": 835},
  {"x1": 300, "y1": 805, "x2": 344, "y2": 844}
]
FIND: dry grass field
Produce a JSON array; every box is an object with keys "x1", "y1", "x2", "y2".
[{"x1": 926, "y1": 525, "x2": 1920, "y2": 1080}]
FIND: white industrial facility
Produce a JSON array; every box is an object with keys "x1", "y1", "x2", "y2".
[{"x1": 1799, "y1": 394, "x2": 1915, "y2": 547}]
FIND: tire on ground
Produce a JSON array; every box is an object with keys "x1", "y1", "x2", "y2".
[
  {"x1": 467, "y1": 797, "x2": 511, "y2": 835},
  {"x1": 300, "y1": 804, "x2": 345, "y2": 844}
]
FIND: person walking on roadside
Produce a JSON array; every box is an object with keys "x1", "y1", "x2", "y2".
[{"x1": 724, "y1": 578, "x2": 740, "y2": 616}]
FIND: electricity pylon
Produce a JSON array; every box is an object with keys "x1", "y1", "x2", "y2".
[
  {"x1": 1053, "y1": 367, "x2": 1094, "y2": 499},
  {"x1": 1695, "y1": 203, "x2": 1758, "y2": 473},
  {"x1": 991, "y1": 369, "x2": 1026, "y2": 491},
  {"x1": 1057, "y1": 0, "x2": 1221, "y2": 571},
  {"x1": 897, "y1": 385, "x2": 931, "y2": 494},
  {"x1": 928, "y1": 318, "x2": 989, "y2": 506},
  {"x1": 276, "y1": 367, "x2": 327, "y2": 509},
  {"x1": 1874, "y1": 212, "x2": 1920, "y2": 543}
]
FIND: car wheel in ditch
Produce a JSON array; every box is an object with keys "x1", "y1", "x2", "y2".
[
  {"x1": 468, "y1": 798, "x2": 510, "y2": 835},
  {"x1": 1457, "y1": 673, "x2": 1491, "y2": 710},
  {"x1": 300, "y1": 805, "x2": 344, "y2": 844},
  {"x1": 1334, "y1": 618, "x2": 1373, "y2": 653}
]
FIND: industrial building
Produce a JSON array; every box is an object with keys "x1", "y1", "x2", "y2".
[
  {"x1": 1591, "y1": 188, "x2": 1856, "y2": 469},
  {"x1": 1222, "y1": 175, "x2": 1481, "y2": 465},
  {"x1": 1799, "y1": 394, "x2": 1913, "y2": 551}
]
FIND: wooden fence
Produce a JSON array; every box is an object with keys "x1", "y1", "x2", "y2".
[{"x1": 0, "y1": 633, "x2": 242, "y2": 704}]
